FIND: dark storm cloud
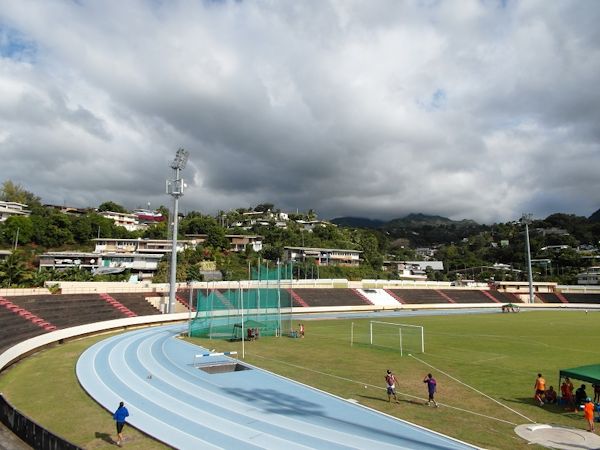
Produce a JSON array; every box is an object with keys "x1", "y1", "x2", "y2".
[{"x1": 0, "y1": 0, "x2": 599, "y2": 223}]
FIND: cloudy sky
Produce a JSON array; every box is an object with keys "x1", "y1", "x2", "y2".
[{"x1": 1, "y1": 0, "x2": 599, "y2": 224}]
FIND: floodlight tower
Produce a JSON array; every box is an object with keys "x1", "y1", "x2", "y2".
[
  {"x1": 521, "y1": 213, "x2": 534, "y2": 304},
  {"x1": 166, "y1": 148, "x2": 189, "y2": 314}
]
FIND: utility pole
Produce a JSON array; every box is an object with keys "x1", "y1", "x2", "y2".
[{"x1": 521, "y1": 213, "x2": 534, "y2": 304}]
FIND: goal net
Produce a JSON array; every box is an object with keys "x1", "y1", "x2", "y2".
[{"x1": 369, "y1": 321, "x2": 424, "y2": 355}]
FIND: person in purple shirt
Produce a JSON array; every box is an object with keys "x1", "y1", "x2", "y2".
[
  {"x1": 423, "y1": 373, "x2": 439, "y2": 407},
  {"x1": 113, "y1": 401, "x2": 130, "y2": 447}
]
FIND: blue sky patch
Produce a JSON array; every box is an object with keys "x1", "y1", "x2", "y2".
[{"x1": 0, "y1": 24, "x2": 36, "y2": 61}]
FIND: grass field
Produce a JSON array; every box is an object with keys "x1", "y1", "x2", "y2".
[{"x1": 1, "y1": 310, "x2": 599, "y2": 449}]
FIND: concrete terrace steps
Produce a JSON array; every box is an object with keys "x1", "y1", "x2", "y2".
[
  {"x1": 287, "y1": 289, "x2": 309, "y2": 307},
  {"x1": 387, "y1": 289, "x2": 451, "y2": 304},
  {"x1": 176, "y1": 294, "x2": 192, "y2": 310},
  {"x1": 352, "y1": 289, "x2": 374, "y2": 305},
  {"x1": 290, "y1": 288, "x2": 370, "y2": 307},
  {"x1": 98, "y1": 293, "x2": 137, "y2": 317},
  {"x1": 214, "y1": 290, "x2": 236, "y2": 309},
  {"x1": 384, "y1": 289, "x2": 405, "y2": 304},
  {"x1": 106, "y1": 293, "x2": 162, "y2": 315},
  {"x1": 480, "y1": 290, "x2": 501, "y2": 303},
  {"x1": 0, "y1": 296, "x2": 57, "y2": 331},
  {"x1": 435, "y1": 290, "x2": 456, "y2": 303}
]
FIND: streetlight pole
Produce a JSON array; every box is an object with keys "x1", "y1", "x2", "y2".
[
  {"x1": 521, "y1": 213, "x2": 534, "y2": 304},
  {"x1": 187, "y1": 280, "x2": 193, "y2": 337},
  {"x1": 166, "y1": 148, "x2": 189, "y2": 314}
]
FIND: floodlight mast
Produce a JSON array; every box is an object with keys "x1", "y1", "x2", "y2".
[
  {"x1": 521, "y1": 213, "x2": 534, "y2": 304},
  {"x1": 166, "y1": 148, "x2": 189, "y2": 314}
]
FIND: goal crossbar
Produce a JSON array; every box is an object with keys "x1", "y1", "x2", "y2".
[{"x1": 369, "y1": 321, "x2": 425, "y2": 355}]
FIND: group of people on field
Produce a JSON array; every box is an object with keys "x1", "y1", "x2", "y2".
[
  {"x1": 247, "y1": 327, "x2": 260, "y2": 341},
  {"x1": 535, "y1": 373, "x2": 600, "y2": 432},
  {"x1": 385, "y1": 369, "x2": 438, "y2": 407}
]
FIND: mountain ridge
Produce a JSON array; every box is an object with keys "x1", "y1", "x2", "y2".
[{"x1": 330, "y1": 213, "x2": 478, "y2": 229}]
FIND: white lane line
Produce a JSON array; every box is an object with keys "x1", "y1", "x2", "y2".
[
  {"x1": 409, "y1": 354, "x2": 535, "y2": 424},
  {"x1": 249, "y1": 352, "x2": 519, "y2": 427}
]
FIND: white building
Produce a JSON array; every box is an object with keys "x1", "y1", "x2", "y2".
[
  {"x1": 0, "y1": 201, "x2": 30, "y2": 222},
  {"x1": 295, "y1": 220, "x2": 331, "y2": 232},
  {"x1": 284, "y1": 246, "x2": 361, "y2": 267},
  {"x1": 0, "y1": 249, "x2": 11, "y2": 261},
  {"x1": 93, "y1": 238, "x2": 198, "y2": 254},
  {"x1": 38, "y1": 251, "x2": 162, "y2": 279},
  {"x1": 185, "y1": 234, "x2": 264, "y2": 252},
  {"x1": 577, "y1": 267, "x2": 600, "y2": 285},
  {"x1": 39, "y1": 238, "x2": 200, "y2": 279},
  {"x1": 99, "y1": 210, "x2": 147, "y2": 232},
  {"x1": 383, "y1": 260, "x2": 444, "y2": 280}
]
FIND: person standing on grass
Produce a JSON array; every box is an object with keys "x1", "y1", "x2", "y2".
[
  {"x1": 299, "y1": 323, "x2": 305, "y2": 338},
  {"x1": 534, "y1": 373, "x2": 546, "y2": 406},
  {"x1": 561, "y1": 377, "x2": 574, "y2": 409},
  {"x1": 583, "y1": 397, "x2": 595, "y2": 432},
  {"x1": 113, "y1": 401, "x2": 129, "y2": 447},
  {"x1": 423, "y1": 373, "x2": 438, "y2": 407},
  {"x1": 576, "y1": 384, "x2": 588, "y2": 410},
  {"x1": 385, "y1": 370, "x2": 399, "y2": 403}
]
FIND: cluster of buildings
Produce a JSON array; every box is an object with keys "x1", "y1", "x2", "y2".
[
  {"x1": 39, "y1": 235, "x2": 264, "y2": 280},
  {"x1": 2, "y1": 201, "x2": 600, "y2": 284}
]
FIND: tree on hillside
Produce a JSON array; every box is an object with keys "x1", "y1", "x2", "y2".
[
  {"x1": 181, "y1": 215, "x2": 228, "y2": 249},
  {"x1": 31, "y1": 213, "x2": 75, "y2": 247},
  {"x1": 0, "y1": 216, "x2": 35, "y2": 247},
  {"x1": 98, "y1": 201, "x2": 128, "y2": 214},
  {"x1": 0, "y1": 180, "x2": 41, "y2": 206},
  {"x1": 254, "y1": 203, "x2": 274, "y2": 213}
]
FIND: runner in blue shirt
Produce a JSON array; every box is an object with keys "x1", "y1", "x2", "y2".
[{"x1": 113, "y1": 401, "x2": 130, "y2": 447}]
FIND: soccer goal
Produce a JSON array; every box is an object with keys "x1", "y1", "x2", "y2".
[{"x1": 369, "y1": 321, "x2": 424, "y2": 355}]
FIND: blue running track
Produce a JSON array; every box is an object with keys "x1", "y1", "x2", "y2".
[{"x1": 76, "y1": 324, "x2": 478, "y2": 449}]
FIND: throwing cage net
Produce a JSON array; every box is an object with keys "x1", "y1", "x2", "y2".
[{"x1": 189, "y1": 263, "x2": 294, "y2": 340}]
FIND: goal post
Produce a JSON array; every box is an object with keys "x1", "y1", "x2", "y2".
[{"x1": 369, "y1": 321, "x2": 424, "y2": 355}]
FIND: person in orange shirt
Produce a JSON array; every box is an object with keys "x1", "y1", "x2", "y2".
[
  {"x1": 534, "y1": 373, "x2": 546, "y2": 406},
  {"x1": 583, "y1": 397, "x2": 595, "y2": 432}
]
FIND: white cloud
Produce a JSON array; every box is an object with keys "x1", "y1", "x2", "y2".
[{"x1": 0, "y1": 0, "x2": 598, "y2": 223}]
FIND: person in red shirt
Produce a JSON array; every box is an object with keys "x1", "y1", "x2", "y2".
[
  {"x1": 385, "y1": 369, "x2": 399, "y2": 403},
  {"x1": 561, "y1": 377, "x2": 574, "y2": 409},
  {"x1": 583, "y1": 397, "x2": 595, "y2": 432}
]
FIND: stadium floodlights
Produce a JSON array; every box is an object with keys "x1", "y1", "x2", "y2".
[
  {"x1": 170, "y1": 148, "x2": 189, "y2": 170},
  {"x1": 369, "y1": 321, "x2": 424, "y2": 356}
]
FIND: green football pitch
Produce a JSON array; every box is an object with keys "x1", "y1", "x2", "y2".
[{"x1": 1, "y1": 310, "x2": 599, "y2": 449}]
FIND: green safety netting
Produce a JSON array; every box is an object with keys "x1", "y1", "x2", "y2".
[
  {"x1": 250, "y1": 262, "x2": 294, "y2": 281},
  {"x1": 189, "y1": 264, "x2": 294, "y2": 340}
]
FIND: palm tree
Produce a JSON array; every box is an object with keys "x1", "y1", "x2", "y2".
[{"x1": 0, "y1": 252, "x2": 27, "y2": 287}]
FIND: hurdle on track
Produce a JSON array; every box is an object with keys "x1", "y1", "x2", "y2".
[{"x1": 195, "y1": 351, "x2": 238, "y2": 358}]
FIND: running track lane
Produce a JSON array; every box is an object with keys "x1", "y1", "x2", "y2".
[{"x1": 76, "y1": 324, "x2": 478, "y2": 450}]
